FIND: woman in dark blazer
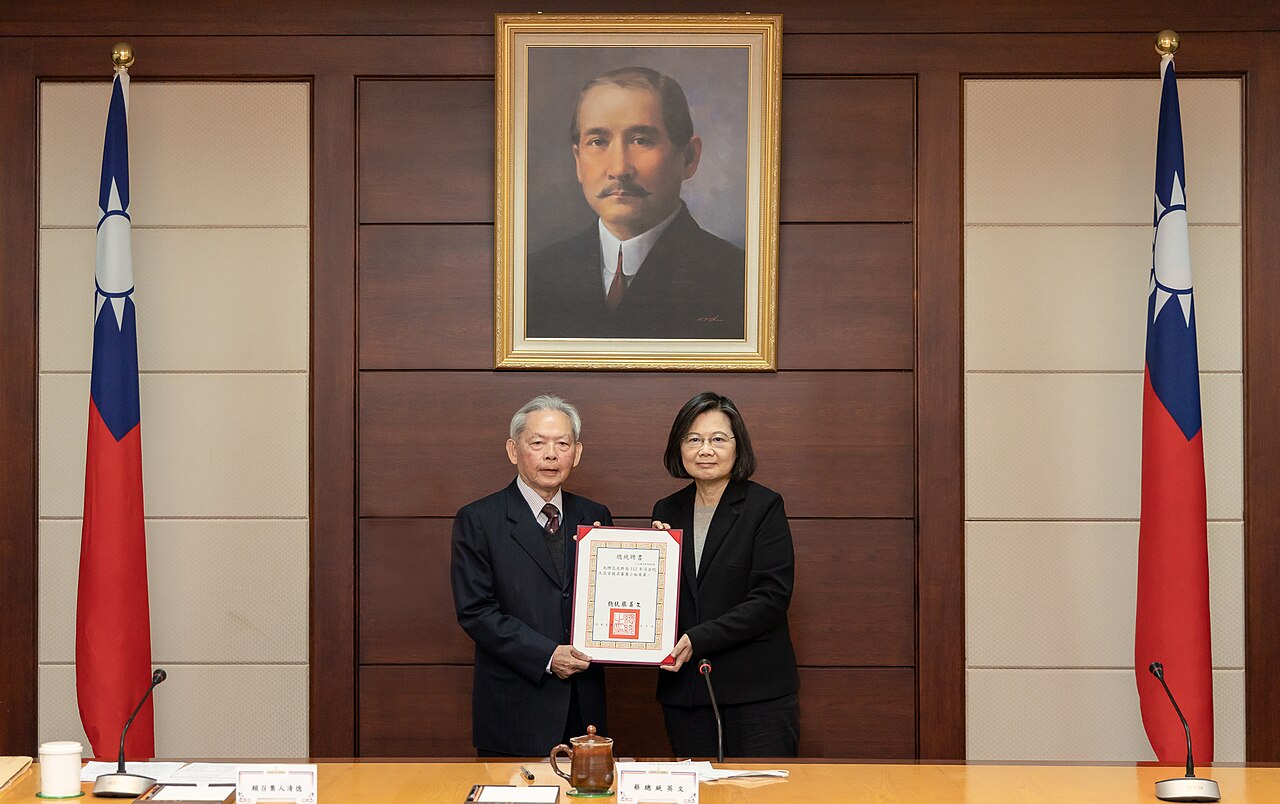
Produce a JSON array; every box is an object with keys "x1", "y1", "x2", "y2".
[{"x1": 652, "y1": 392, "x2": 800, "y2": 757}]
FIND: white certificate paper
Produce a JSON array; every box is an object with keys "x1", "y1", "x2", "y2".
[{"x1": 572, "y1": 525, "x2": 682, "y2": 665}]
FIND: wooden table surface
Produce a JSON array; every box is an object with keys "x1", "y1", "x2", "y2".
[{"x1": 4, "y1": 760, "x2": 1280, "y2": 802}]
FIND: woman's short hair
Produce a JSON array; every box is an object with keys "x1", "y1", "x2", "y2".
[{"x1": 662, "y1": 391, "x2": 757, "y2": 481}]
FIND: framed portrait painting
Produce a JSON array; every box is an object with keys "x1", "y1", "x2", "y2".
[{"x1": 494, "y1": 14, "x2": 782, "y2": 370}]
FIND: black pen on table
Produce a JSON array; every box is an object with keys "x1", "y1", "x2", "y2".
[{"x1": 519, "y1": 765, "x2": 535, "y2": 782}]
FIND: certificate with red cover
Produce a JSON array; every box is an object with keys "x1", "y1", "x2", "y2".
[{"x1": 571, "y1": 525, "x2": 683, "y2": 665}]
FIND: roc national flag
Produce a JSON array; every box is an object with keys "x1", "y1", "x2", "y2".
[
  {"x1": 1134, "y1": 54, "x2": 1213, "y2": 763},
  {"x1": 77, "y1": 65, "x2": 155, "y2": 760}
]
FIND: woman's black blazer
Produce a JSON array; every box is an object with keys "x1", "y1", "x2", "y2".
[{"x1": 652, "y1": 479, "x2": 800, "y2": 707}]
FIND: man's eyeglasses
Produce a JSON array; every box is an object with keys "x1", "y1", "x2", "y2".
[{"x1": 682, "y1": 433, "x2": 735, "y2": 450}]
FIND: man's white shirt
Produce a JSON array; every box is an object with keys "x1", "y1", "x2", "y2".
[{"x1": 597, "y1": 204, "x2": 682, "y2": 296}]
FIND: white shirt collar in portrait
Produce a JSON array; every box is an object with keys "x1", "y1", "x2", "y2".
[
  {"x1": 516, "y1": 475, "x2": 564, "y2": 528},
  {"x1": 597, "y1": 204, "x2": 683, "y2": 297}
]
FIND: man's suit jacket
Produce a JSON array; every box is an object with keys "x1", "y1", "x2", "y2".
[
  {"x1": 526, "y1": 204, "x2": 745, "y2": 340},
  {"x1": 451, "y1": 480, "x2": 612, "y2": 754},
  {"x1": 652, "y1": 479, "x2": 799, "y2": 707}
]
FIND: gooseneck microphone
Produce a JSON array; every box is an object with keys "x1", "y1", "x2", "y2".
[
  {"x1": 698, "y1": 660, "x2": 725, "y2": 764},
  {"x1": 1147, "y1": 662, "x2": 1220, "y2": 802},
  {"x1": 93, "y1": 668, "x2": 167, "y2": 798}
]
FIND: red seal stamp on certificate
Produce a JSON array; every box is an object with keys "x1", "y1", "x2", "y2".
[{"x1": 608, "y1": 608, "x2": 641, "y2": 639}]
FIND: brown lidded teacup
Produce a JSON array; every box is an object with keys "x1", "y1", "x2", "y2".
[{"x1": 550, "y1": 724, "x2": 614, "y2": 797}]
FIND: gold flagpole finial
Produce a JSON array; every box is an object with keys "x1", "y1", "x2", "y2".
[
  {"x1": 1155, "y1": 30, "x2": 1180, "y2": 57},
  {"x1": 111, "y1": 42, "x2": 135, "y2": 69}
]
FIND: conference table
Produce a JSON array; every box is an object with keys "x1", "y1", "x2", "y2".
[{"x1": 4, "y1": 759, "x2": 1280, "y2": 802}]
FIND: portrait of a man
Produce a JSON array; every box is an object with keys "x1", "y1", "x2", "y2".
[
  {"x1": 495, "y1": 15, "x2": 780, "y2": 370},
  {"x1": 526, "y1": 66, "x2": 746, "y2": 340}
]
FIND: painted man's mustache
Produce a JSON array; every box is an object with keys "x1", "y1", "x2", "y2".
[{"x1": 597, "y1": 181, "x2": 651, "y2": 198}]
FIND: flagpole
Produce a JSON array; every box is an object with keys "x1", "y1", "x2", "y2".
[{"x1": 1155, "y1": 29, "x2": 1180, "y2": 58}]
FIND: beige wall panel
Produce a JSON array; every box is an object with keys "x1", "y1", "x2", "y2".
[
  {"x1": 39, "y1": 373, "x2": 307, "y2": 518},
  {"x1": 967, "y1": 668, "x2": 1244, "y2": 762},
  {"x1": 965, "y1": 78, "x2": 1241, "y2": 225},
  {"x1": 40, "y1": 228, "x2": 309, "y2": 372},
  {"x1": 966, "y1": 521, "x2": 1243, "y2": 669},
  {"x1": 39, "y1": 519, "x2": 308, "y2": 665},
  {"x1": 40, "y1": 663, "x2": 308, "y2": 758},
  {"x1": 965, "y1": 372, "x2": 1242, "y2": 520},
  {"x1": 964, "y1": 225, "x2": 1242, "y2": 372},
  {"x1": 40, "y1": 82, "x2": 308, "y2": 228}
]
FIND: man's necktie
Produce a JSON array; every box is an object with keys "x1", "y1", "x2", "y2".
[
  {"x1": 542, "y1": 502, "x2": 565, "y2": 580},
  {"x1": 606, "y1": 247, "x2": 625, "y2": 312}
]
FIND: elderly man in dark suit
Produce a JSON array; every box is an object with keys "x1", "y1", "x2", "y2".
[
  {"x1": 527, "y1": 66, "x2": 745, "y2": 340},
  {"x1": 451, "y1": 395, "x2": 612, "y2": 756}
]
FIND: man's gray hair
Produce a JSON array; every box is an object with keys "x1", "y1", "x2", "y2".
[{"x1": 510, "y1": 394, "x2": 583, "y2": 441}]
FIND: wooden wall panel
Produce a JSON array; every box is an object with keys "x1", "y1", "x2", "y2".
[
  {"x1": 798, "y1": 668, "x2": 916, "y2": 759},
  {"x1": 359, "y1": 80, "x2": 493, "y2": 224},
  {"x1": 777, "y1": 224, "x2": 914, "y2": 370},
  {"x1": 358, "y1": 223, "x2": 915, "y2": 372},
  {"x1": 790, "y1": 520, "x2": 915, "y2": 667},
  {"x1": 359, "y1": 665, "x2": 474, "y2": 757},
  {"x1": 359, "y1": 517, "x2": 915, "y2": 668},
  {"x1": 358, "y1": 372, "x2": 915, "y2": 519},
  {"x1": 780, "y1": 79, "x2": 914, "y2": 223},
  {"x1": 6, "y1": 1, "x2": 1274, "y2": 37},
  {"x1": 358, "y1": 225, "x2": 493, "y2": 370},
  {"x1": 359, "y1": 665, "x2": 916, "y2": 760},
  {"x1": 0, "y1": 46, "x2": 37, "y2": 755},
  {"x1": 359, "y1": 519, "x2": 472, "y2": 664}
]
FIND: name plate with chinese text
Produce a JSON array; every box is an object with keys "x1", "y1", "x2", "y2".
[
  {"x1": 615, "y1": 765, "x2": 698, "y2": 804},
  {"x1": 235, "y1": 765, "x2": 316, "y2": 804}
]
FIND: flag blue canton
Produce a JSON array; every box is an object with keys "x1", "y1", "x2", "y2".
[
  {"x1": 90, "y1": 72, "x2": 141, "y2": 442},
  {"x1": 90, "y1": 295, "x2": 141, "y2": 441},
  {"x1": 98, "y1": 76, "x2": 130, "y2": 216},
  {"x1": 1146, "y1": 60, "x2": 1202, "y2": 442}
]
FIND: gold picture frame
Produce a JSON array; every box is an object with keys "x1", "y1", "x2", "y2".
[{"x1": 494, "y1": 13, "x2": 782, "y2": 370}]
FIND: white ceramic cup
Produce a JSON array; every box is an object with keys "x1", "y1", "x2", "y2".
[{"x1": 38, "y1": 740, "x2": 83, "y2": 798}]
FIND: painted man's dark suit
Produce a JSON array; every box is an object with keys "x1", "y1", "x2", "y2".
[
  {"x1": 451, "y1": 480, "x2": 612, "y2": 755},
  {"x1": 651, "y1": 479, "x2": 799, "y2": 708},
  {"x1": 526, "y1": 204, "x2": 746, "y2": 340}
]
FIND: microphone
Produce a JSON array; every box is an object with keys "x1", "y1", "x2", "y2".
[
  {"x1": 93, "y1": 668, "x2": 167, "y2": 798},
  {"x1": 698, "y1": 660, "x2": 724, "y2": 764},
  {"x1": 1147, "y1": 662, "x2": 1220, "y2": 802}
]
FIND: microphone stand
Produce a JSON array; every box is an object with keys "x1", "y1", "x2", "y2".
[
  {"x1": 94, "y1": 668, "x2": 167, "y2": 798},
  {"x1": 1148, "y1": 662, "x2": 1220, "y2": 802},
  {"x1": 698, "y1": 660, "x2": 724, "y2": 764}
]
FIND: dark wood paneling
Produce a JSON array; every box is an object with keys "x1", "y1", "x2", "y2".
[
  {"x1": 915, "y1": 71, "x2": 966, "y2": 760},
  {"x1": 791, "y1": 520, "x2": 915, "y2": 667},
  {"x1": 358, "y1": 223, "x2": 915, "y2": 372},
  {"x1": 310, "y1": 72, "x2": 359, "y2": 757},
  {"x1": 780, "y1": 78, "x2": 914, "y2": 223},
  {"x1": 605, "y1": 666, "x2": 671, "y2": 758},
  {"x1": 359, "y1": 665, "x2": 474, "y2": 757},
  {"x1": 0, "y1": 49, "x2": 37, "y2": 756},
  {"x1": 358, "y1": 517, "x2": 914, "y2": 668},
  {"x1": 8, "y1": 1, "x2": 1276, "y2": 37},
  {"x1": 1245, "y1": 42, "x2": 1280, "y2": 763},
  {"x1": 358, "y1": 225, "x2": 493, "y2": 370},
  {"x1": 777, "y1": 224, "x2": 914, "y2": 370},
  {"x1": 359, "y1": 80, "x2": 493, "y2": 224},
  {"x1": 358, "y1": 372, "x2": 915, "y2": 519},
  {"x1": 360, "y1": 519, "x2": 473, "y2": 664},
  {"x1": 798, "y1": 668, "x2": 916, "y2": 759},
  {"x1": 358, "y1": 665, "x2": 915, "y2": 759}
]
